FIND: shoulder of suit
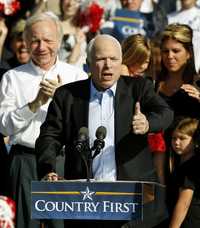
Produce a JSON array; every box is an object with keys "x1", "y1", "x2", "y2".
[
  {"x1": 58, "y1": 77, "x2": 89, "y2": 90},
  {"x1": 119, "y1": 76, "x2": 153, "y2": 92},
  {"x1": 120, "y1": 75, "x2": 145, "y2": 84}
]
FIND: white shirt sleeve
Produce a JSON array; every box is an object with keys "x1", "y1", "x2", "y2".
[{"x1": 0, "y1": 72, "x2": 38, "y2": 136}]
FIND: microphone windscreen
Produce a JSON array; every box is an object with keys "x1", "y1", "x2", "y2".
[
  {"x1": 78, "y1": 127, "x2": 89, "y2": 141},
  {"x1": 96, "y1": 126, "x2": 107, "y2": 140}
]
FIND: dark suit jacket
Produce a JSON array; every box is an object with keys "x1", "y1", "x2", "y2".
[
  {"x1": 36, "y1": 76, "x2": 173, "y2": 227},
  {"x1": 36, "y1": 76, "x2": 173, "y2": 181}
]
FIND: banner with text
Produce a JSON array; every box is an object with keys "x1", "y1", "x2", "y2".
[
  {"x1": 31, "y1": 180, "x2": 143, "y2": 220},
  {"x1": 112, "y1": 9, "x2": 146, "y2": 42}
]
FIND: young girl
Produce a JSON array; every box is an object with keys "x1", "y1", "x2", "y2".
[{"x1": 169, "y1": 117, "x2": 200, "y2": 228}]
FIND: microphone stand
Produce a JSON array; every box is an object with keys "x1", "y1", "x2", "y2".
[
  {"x1": 87, "y1": 152, "x2": 93, "y2": 181},
  {"x1": 85, "y1": 143, "x2": 93, "y2": 181},
  {"x1": 79, "y1": 144, "x2": 105, "y2": 182},
  {"x1": 80, "y1": 144, "x2": 93, "y2": 182},
  {"x1": 81, "y1": 156, "x2": 92, "y2": 182},
  {"x1": 82, "y1": 142, "x2": 106, "y2": 182}
]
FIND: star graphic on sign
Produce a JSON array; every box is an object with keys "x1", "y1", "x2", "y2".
[{"x1": 80, "y1": 187, "x2": 95, "y2": 201}]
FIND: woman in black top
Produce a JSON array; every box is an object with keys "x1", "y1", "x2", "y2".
[{"x1": 156, "y1": 23, "x2": 200, "y2": 120}]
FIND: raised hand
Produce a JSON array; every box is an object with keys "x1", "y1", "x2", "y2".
[{"x1": 0, "y1": 18, "x2": 8, "y2": 58}]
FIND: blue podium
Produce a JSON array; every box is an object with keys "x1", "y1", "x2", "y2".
[{"x1": 31, "y1": 180, "x2": 164, "y2": 222}]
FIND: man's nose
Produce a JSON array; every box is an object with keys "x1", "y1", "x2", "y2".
[
  {"x1": 38, "y1": 40, "x2": 46, "y2": 49},
  {"x1": 105, "y1": 58, "x2": 111, "y2": 67}
]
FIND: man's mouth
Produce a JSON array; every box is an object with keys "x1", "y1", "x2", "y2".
[{"x1": 102, "y1": 73, "x2": 112, "y2": 79}]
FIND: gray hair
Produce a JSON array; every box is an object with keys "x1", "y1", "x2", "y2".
[
  {"x1": 23, "y1": 11, "x2": 63, "y2": 45},
  {"x1": 87, "y1": 34, "x2": 122, "y2": 64}
]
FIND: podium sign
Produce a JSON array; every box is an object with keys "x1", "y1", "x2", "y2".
[{"x1": 31, "y1": 181, "x2": 142, "y2": 220}]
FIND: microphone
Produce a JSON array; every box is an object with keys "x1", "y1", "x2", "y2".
[
  {"x1": 92, "y1": 126, "x2": 107, "y2": 159},
  {"x1": 74, "y1": 127, "x2": 89, "y2": 153},
  {"x1": 75, "y1": 127, "x2": 92, "y2": 180}
]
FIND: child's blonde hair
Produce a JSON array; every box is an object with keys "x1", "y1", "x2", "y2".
[{"x1": 173, "y1": 118, "x2": 199, "y2": 137}]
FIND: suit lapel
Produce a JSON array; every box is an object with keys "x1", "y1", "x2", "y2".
[
  {"x1": 73, "y1": 79, "x2": 91, "y2": 129},
  {"x1": 115, "y1": 77, "x2": 135, "y2": 144}
]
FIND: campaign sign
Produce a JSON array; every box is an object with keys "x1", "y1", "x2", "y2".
[
  {"x1": 31, "y1": 181, "x2": 142, "y2": 220},
  {"x1": 113, "y1": 9, "x2": 146, "y2": 42}
]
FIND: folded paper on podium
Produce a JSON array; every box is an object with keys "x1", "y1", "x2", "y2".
[{"x1": 31, "y1": 180, "x2": 165, "y2": 222}]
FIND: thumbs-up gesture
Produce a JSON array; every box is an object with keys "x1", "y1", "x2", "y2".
[{"x1": 132, "y1": 102, "x2": 149, "y2": 135}]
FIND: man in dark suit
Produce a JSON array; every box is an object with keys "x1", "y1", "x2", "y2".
[{"x1": 36, "y1": 34, "x2": 173, "y2": 227}]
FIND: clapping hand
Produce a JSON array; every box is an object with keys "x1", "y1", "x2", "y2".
[
  {"x1": 37, "y1": 74, "x2": 63, "y2": 105},
  {"x1": 29, "y1": 75, "x2": 62, "y2": 112},
  {"x1": 40, "y1": 74, "x2": 62, "y2": 98}
]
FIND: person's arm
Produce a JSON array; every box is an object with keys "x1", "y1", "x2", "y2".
[
  {"x1": 35, "y1": 86, "x2": 68, "y2": 179},
  {"x1": 0, "y1": 71, "x2": 38, "y2": 136},
  {"x1": 169, "y1": 188, "x2": 193, "y2": 228},
  {"x1": 131, "y1": 78, "x2": 173, "y2": 135},
  {"x1": 0, "y1": 19, "x2": 8, "y2": 60},
  {"x1": 0, "y1": 72, "x2": 61, "y2": 136},
  {"x1": 137, "y1": 78, "x2": 174, "y2": 132},
  {"x1": 67, "y1": 30, "x2": 86, "y2": 65}
]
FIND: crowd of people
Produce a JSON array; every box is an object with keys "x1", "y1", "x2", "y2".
[{"x1": 0, "y1": 0, "x2": 200, "y2": 228}]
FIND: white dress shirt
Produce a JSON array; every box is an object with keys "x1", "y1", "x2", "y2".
[
  {"x1": 0, "y1": 59, "x2": 88, "y2": 148},
  {"x1": 88, "y1": 80, "x2": 117, "y2": 181}
]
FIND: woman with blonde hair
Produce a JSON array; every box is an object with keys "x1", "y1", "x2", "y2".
[{"x1": 121, "y1": 33, "x2": 152, "y2": 77}]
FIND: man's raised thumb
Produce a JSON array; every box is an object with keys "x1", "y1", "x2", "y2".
[{"x1": 135, "y1": 102, "x2": 141, "y2": 115}]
